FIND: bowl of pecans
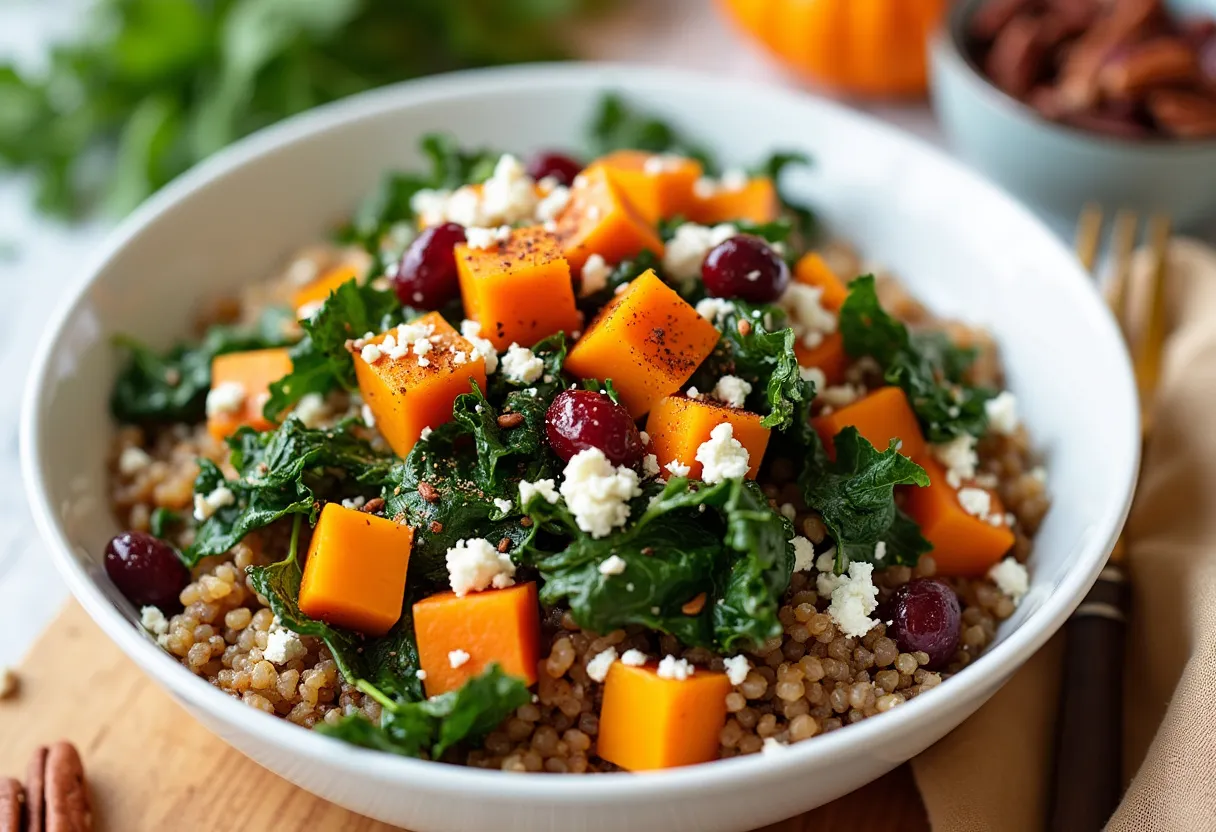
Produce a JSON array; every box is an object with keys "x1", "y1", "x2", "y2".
[{"x1": 932, "y1": 0, "x2": 1216, "y2": 228}]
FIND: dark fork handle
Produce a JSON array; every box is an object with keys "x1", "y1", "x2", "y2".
[{"x1": 1047, "y1": 565, "x2": 1129, "y2": 832}]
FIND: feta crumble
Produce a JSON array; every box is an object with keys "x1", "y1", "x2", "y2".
[
  {"x1": 501, "y1": 343, "x2": 544, "y2": 384},
  {"x1": 420, "y1": 426, "x2": 433, "y2": 440},
  {"x1": 117, "y1": 446, "x2": 152, "y2": 476},
  {"x1": 825, "y1": 562, "x2": 881, "y2": 638},
  {"x1": 656, "y1": 655, "x2": 695, "y2": 681},
  {"x1": 193, "y1": 486, "x2": 235, "y2": 522},
  {"x1": 519, "y1": 478, "x2": 560, "y2": 506},
  {"x1": 643, "y1": 153, "x2": 686, "y2": 175},
  {"x1": 492, "y1": 497, "x2": 513, "y2": 514},
  {"x1": 264, "y1": 626, "x2": 308, "y2": 665},
  {"x1": 580, "y1": 253, "x2": 612, "y2": 297},
  {"x1": 664, "y1": 460, "x2": 692, "y2": 478},
  {"x1": 779, "y1": 283, "x2": 838, "y2": 350},
  {"x1": 989, "y1": 557, "x2": 1030, "y2": 603},
  {"x1": 693, "y1": 168, "x2": 749, "y2": 198},
  {"x1": 874, "y1": 541, "x2": 888, "y2": 561},
  {"x1": 695, "y1": 423, "x2": 751, "y2": 484},
  {"x1": 932, "y1": 434, "x2": 978, "y2": 489},
  {"x1": 985, "y1": 391, "x2": 1019, "y2": 435},
  {"x1": 140, "y1": 605, "x2": 169, "y2": 636},
  {"x1": 642, "y1": 453, "x2": 660, "y2": 478},
  {"x1": 958, "y1": 487, "x2": 994, "y2": 522},
  {"x1": 559, "y1": 448, "x2": 642, "y2": 539},
  {"x1": 662, "y1": 222, "x2": 737, "y2": 284},
  {"x1": 445, "y1": 538, "x2": 516, "y2": 596},
  {"x1": 819, "y1": 384, "x2": 865, "y2": 410},
  {"x1": 586, "y1": 647, "x2": 618, "y2": 683},
  {"x1": 792, "y1": 536, "x2": 816, "y2": 572},
  {"x1": 205, "y1": 381, "x2": 246, "y2": 418},
  {"x1": 536, "y1": 185, "x2": 570, "y2": 222},
  {"x1": 620, "y1": 649, "x2": 648, "y2": 667},
  {"x1": 416, "y1": 669, "x2": 428, "y2": 680},
  {"x1": 459, "y1": 319, "x2": 499, "y2": 374},
  {"x1": 294, "y1": 392, "x2": 330, "y2": 429},
  {"x1": 694, "y1": 297, "x2": 736, "y2": 327},
  {"x1": 723, "y1": 655, "x2": 751, "y2": 686},
  {"x1": 448, "y1": 649, "x2": 471, "y2": 669},
  {"x1": 465, "y1": 225, "x2": 511, "y2": 251},
  {"x1": 598, "y1": 555, "x2": 627, "y2": 576},
  {"x1": 359, "y1": 342, "x2": 383, "y2": 363},
  {"x1": 481, "y1": 154, "x2": 539, "y2": 225},
  {"x1": 361, "y1": 403, "x2": 376, "y2": 428},
  {"x1": 712, "y1": 375, "x2": 753, "y2": 409},
  {"x1": 341, "y1": 496, "x2": 366, "y2": 510}
]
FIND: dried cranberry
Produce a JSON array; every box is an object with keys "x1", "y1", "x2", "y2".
[
  {"x1": 392, "y1": 222, "x2": 466, "y2": 310},
  {"x1": 701, "y1": 235, "x2": 790, "y2": 303},
  {"x1": 545, "y1": 389, "x2": 643, "y2": 468},
  {"x1": 886, "y1": 579, "x2": 962, "y2": 670},
  {"x1": 104, "y1": 531, "x2": 189, "y2": 611},
  {"x1": 525, "y1": 151, "x2": 583, "y2": 187}
]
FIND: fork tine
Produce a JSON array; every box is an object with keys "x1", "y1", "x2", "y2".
[
  {"x1": 1107, "y1": 209, "x2": 1140, "y2": 332},
  {"x1": 1076, "y1": 203, "x2": 1104, "y2": 273},
  {"x1": 1133, "y1": 214, "x2": 1172, "y2": 431}
]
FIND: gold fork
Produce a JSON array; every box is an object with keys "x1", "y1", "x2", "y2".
[{"x1": 1047, "y1": 206, "x2": 1172, "y2": 832}]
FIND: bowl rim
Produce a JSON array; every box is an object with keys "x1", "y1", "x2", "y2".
[
  {"x1": 938, "y1": 0, "x2": 1216, "y2": 154},
  {"x1": 20, "y1": 62, "x2": 1139, "y2": 800}
]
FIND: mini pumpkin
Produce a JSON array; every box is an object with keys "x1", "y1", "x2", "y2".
[{"x1": 719, "y1": 0, "x2": 948, "y2": 98}]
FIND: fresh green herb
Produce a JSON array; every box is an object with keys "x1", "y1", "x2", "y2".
[
  {"x1": 110, "y1": 306, "x2": 296, "y2": 424},
  {"x1": 801, "y1": 427, "x2": 930, "y2": 570},
  {"x1": 589, "y1": 94, "x2": 716, "y2": 173},
  {"x1": 0, "y1": 0, "x2": 597, "y2": 218},
  {"x1": 319, "y1": 665, "x2": 530, "y2": 759},
  {"x1": 839, "y1": 276, "x2": 996, "y2": 442},
  {"x1": 735, "y1": 218, "x2": 794, "y2": 246},
  {"x1": 752, "y1": 151, "x2": 818, "y2": 243},
  {"x1": 149, "y1": 507, "x2": 179, "y2": 539},
  {"x1": 579, "y1": 378, "x2": 622, "y2": 405},
  {"x1": 264, "y1": 279, "x2": 401, "y2": 419},
  {"x1": 521, "y1": 477, "x2": 794, "y2": 651}
]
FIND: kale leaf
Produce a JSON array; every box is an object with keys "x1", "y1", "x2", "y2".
[
  {"x1": 110, "y1": 306, "x2": 296, "y2": 424},
  {"x1": 838, "y1": 276, "x2": 996, "y2": 443},
  {"x1": 589, "y1": 94, "x2": 716, "y2": 173},
  {"x1": 752, "y1": 151, "x2": 818, "y2": 242}
]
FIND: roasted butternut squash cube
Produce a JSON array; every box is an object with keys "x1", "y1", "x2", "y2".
[
  {"x1": 904, "y1": 457, "x2": 1016, "y2": 577},
  {"x1": 292, "y1": 264, "x2": 359, "y2": 317},
  {"x1": 353, "y1": 311, "x2": 486, "y2": 458},
  {"x1": 645, "y1": 395, "x2": 770, "y2": 480},
  {"x1": 553, "y1": 165, "x2": 665, "y2": 273},
  {"x1": 813, "y1": 386, "x2": 926, "y2": 461},
  {"x1": 687, "y1": 175, "x2": 780, "y2": 225},
  {"x1": 413, "y1": 582, "x2": 541, "y2": 697},
  {"x1": 795, "y1": 331, "x2": 850, "y2": 387},
  {"x1": 564, "y1": 270, "x2": 720, "y2": 417},
  {"x1": 584, "y1": 150, "x2": 703, "y2": 223},
  {"x1": 455, "y1": 226, "x2": 580, "y2": 351},
  {"x1": 597, "y1": 662, "x2": 731, "y2": 771},
  {"x1": 207, "y1": 347, "x2": 294, "y2": 440},
  {"x1": 794, "y1": 253, "x2": 849, "y2": 312},
  {"x1": 298, "y1": 503, "x2": 414, "y2": 637}
]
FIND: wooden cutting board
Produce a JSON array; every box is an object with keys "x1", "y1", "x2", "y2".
[{"x1": 0, "y1": 602, "x2": 928, "y2": 831}]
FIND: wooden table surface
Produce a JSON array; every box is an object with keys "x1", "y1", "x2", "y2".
[{"x1": 0, "y1": 603, "x2": 929, "y2": 831}]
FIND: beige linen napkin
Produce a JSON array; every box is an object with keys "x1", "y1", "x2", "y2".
[{"x1": 909, "y1": 238, "x2": 1216, "y2": 831}]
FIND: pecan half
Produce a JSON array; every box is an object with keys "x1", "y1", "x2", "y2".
[
  {"x1": 496, "y1": 412, "x2": 525, "y2": 429},
  {"x1": 1099, "y1": 37, "x2": 1198, "y2": 98},
  {"x1": 0, "y1": 779, "x2": 23, "y2": 832},
  {"x1": 1148, "y1": 89, "x2": 1216, "y2": 137},
  {"x1": 417, "y1": 481, "x2": 439, "y2": 503},
  {"x1": 986, "y1": 14, "x2": 1049, "y2": 97},
  {"x1": 25, "y1": 747, "x2": 45, "y2": 832},
  {"x1": 44, "y1": 743, "x2": 91, "y2": 832},
  {"x1": 969, "y1": 0, "x2": 1036, "y2": 42}
]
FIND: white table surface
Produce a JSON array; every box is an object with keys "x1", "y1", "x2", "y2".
[{"x1": 0, "y1": 0, "x2": 1017, "y2": 667}]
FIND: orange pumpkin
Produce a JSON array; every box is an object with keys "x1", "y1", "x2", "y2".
[{"x1": 718, "y1": 0, "x2": 948, "y2": 98}]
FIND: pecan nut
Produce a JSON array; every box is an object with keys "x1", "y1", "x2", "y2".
[
  {"x1": 985, "y1": 14, "x2": 1049, "y2": 98},
  {"x1": 1148, "y1": 89, "x2": 1216, "y2": 137},
  {"x1": 25, "y1": 748, "x2": 45, "y2": 832},
  {"x1": 24, "y1": 743, "x2": 92, "y2": 832},
  {"x1": 0, "y1": 779, "x2": 24, "y2": 832},
  {"x1": 1099, "y1": 37, "x2": 1199, "y2": 98}
]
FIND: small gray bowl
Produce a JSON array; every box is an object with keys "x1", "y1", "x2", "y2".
[{"x1": 931, "y1": 0, "x2": 1216, "y2": 230}]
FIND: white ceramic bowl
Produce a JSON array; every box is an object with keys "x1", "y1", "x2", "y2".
[{"x1": 21, "y1": 64, "x2": 1138, "y2": 832}]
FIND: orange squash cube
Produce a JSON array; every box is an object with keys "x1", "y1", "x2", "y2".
[
  {"x1": 813, "y1": 386, "x2": 927, "y2": 461},
  {"x1": 584, "y1": 150, "x2": 703, "y2": 223},
  {"x1": 564, "y1": 270, "x2": 721, "y2": 417},
  {"x1": 687, "y1": 176, "x2": 780, "y2": 225},
  {"x1": 597, "y1": 662, "x2": 732, "y2": 771},
  {"x1": 298, "y1": 504, "x2": 414, "y2": 637},
  {"x1": 904, "y1": 458, "x2": 1016, "y2": 578},
  {"x1": 413, "y1": 582, "x2": 541, "y2": 697},
  {"x1": 553, "y1": 165, "x2": 665, "y2": 273},
  {"x1": 645, "y1": 396, "x2": 771, "y2": 480},
  {"x1": 794, "y1": 253, "x2": 849, "y2": 312},
  {"x1": 353, "y1": 311, "x2": 487, "y2": 458},
  {"x1": 795, "y1": 331, "x2": 850, "y2": 387},
  {"x1": 207, "y1": 348, "x2": 294, "y2": 440},
  {"x1": 455, "y1": 226, "x2": 581, "y2": 351},
  {"x1": 292, "y1": 264, "x2": 359, "y2": 316}
]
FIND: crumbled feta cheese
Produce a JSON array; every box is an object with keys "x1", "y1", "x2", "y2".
[
  {"x1": 656, "y1": 655, "x2": 695, "y2": 681},
  {"x1": 598, "y1": 555, "x2": 628, "y2": 576},
  {"x1": 448, "y1": 649, "x2": 471, "y2": 669},
  {"x1": 662, "y1": 222, "x2": 738, "y2": 284},
  {"x1": 536, "y1": 185, "x2": 570, "y2": 222},
  {"x1": 985, "y1": 391, "x2": 1019, "y2": 435},
  {"x1": 264, "y1": 626, "x2": 307, "y2": 665},
  {"x1": 519, "y1": 478, "x2": 560, "y2": 506},
  {"x1": 294, "y1": 392, "x2": 330, "y2": 429},
  {"x1": 410, "y1": 188, "x2": 454, "y2": 227},
  {"x1": 445, "y1": 185, "x2": 486, "y2": 227},
  {"x1": 493, "y1": 497, "x2": 513, "y2": 514},
  {"x1": 0, "y1": 667, "x2": 16, "y2": 699},
  {"x1": 762, "y1": 737, "x2": 788, "y2": 755},
  {"x1": 361, "y1": 403, "x2": 376, "y2": 428},
  {"x1": 792, "y1": 536, "x2": 816, "y2": 572},
  {"x1": 874, "y1": 541, "x2": 888, "y2": 561},
  {"x1": 826, "y1": 562, "x2": 880, "y2": 638},
  {"x1": 685, "y1": 386, "x2": 703, "y2": 400},
  {"x1": 501, "y1": 343, "x2": 544, "y2": 384},
  {"x1": 193, "y1": 485, "x2": 235, "y2": 521},
  {"x1": 932, "y1": 435, "x2": 978, "y2": 489},
  {"x1": 341, "y1": 496, "x2": 366, "y2": 510},
  {"x1": 723, "y1": 655, "x2": 751, "y2": 686},
  {"x1": 780, "y1": 283, "x2": 838, "y2": 349},
  {"x1": 415, "y1": 669, "x2": 428, "y2": 680},
  {"x1": 693, "y1": 168, "x2": 748, "y2": 198},
  {"x1": 779, "y1": 503, "x2": 798, "y2": 521},
  {"x1": 695, "y1": 423, "x2": 751, "y2": 484},
  {"x1": 117, "y1": 446, "x2": 152, "y2": 476},
  {"x1": 989, "y1": 557, "x2": 1030, "y2": 603},
  {"x1": 459, "y1": 319, "x2": 499, "y2": 374},
  {"x1": 820, "y1": 383, "x2": 865, "y2": 410},
  {"x1": 465, "y1": 225, "x2": 510, "y2": 251},
  {"x1": 445, "y1": 538, "x2": 516, "y2": 596},
  {"x1": 642, "y1": 454, "x2": 660, "y2": 478},
  {"x1": 140, "y1": 605, "x2": 169, "y2": 636},
  {"x1": 958, "y1": 487, "x2": 994, "y2": 521},
  {"x1": 695, "y1": 297, "x2": 736, "y2": 327},
  {"x1": 639, "y1": 431, "x2": 650, "y2": 446},
  {"x1": 586, "y1": 647, "x2": 618, "y2": 683},
  {"x1": 620, "y1": 649, "x2": 648, "y2": 667},
  {"x1": 643, "y1": 153, "x2": 686, "y2": 175},
  {"x1": 580, "y1": 253, "x2": 611, "y2": 296},
  {"x1": 559, "y1": 449, "x2": 642, "y2": 539},
  {"x1": 712, "y1": 375, "x2": 753, "y2": 409},
  {"x1": 359, "y1": 342, "x2": 383, "y2": 363},
  {"x1": 664, "y1": 460, "x2": 692, "y2": 478},
  {"x1": 420, "y1": 426, "x2": 433, "y2": 440},
  {"x1": 799, "y1": 366, "x2": 827, "y2": 391},
  {"x1": 481, "y1": 154, "x2": 538, "y2": 225},
  {"x1": 205, "y1": 381, "x2": 246, "y2": 418},
  {"x1": 296, "y1": 300, "x2": 323, "y2": 321},
  {"x1": 814, "y1": 549, "x2": 841, "y2": 596},
  {"x1": 412, "y1": 338, "x2": 434, "y2": 369}
]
